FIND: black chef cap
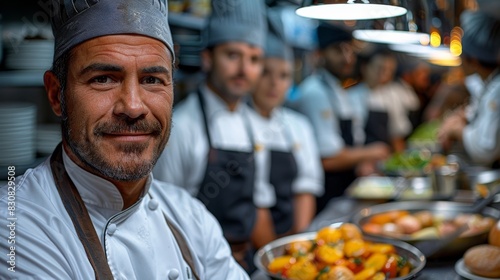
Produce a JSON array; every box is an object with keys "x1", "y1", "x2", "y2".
[
  {"x1": 461, "y1": 10, "x2": 500, "y2": 65},
  {"x1": 316, "y1": 21, "x2": 353, "y2": 49}
]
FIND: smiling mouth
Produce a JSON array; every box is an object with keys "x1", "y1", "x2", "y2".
[{"x1": 103, "y1": 133, "x2": 153, "y2": 142}]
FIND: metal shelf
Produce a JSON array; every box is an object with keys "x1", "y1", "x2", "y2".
[
  {"x1": 168, "y1": 12, "x2": 206, "y2": 30},
  {"x1": 0, "y1": 70, "x2": 46, "y2": 87}
]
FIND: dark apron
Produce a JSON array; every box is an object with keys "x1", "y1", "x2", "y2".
[
  {"x1": 317, "y1": 74, "x2": 357, "y2": 214},
  {"x1": 364, "y1": 110, "x2": 390, "y2": 145},
  {"x1": 408, "y1": 109, "x2": 421, "y2": 132},
  {"x1": 269, "y1": 136, "x2": 298, "y2": 235},
  {"x1": 49, "y1": 143, "x2": 200, "y2": 280},
  {"x1": 194, "y1": 89, "x2": 256, "y2": 271}
]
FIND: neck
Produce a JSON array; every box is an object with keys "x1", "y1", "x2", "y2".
[
  {"x1": 206, "y1": 82, "x2": 241, "y2": 112},
  {"x1": 252, "y1": 100, "x2": 272, "y2": 118},
  {"x1": 62, "y1": 142, "x2": 146, "y2": 210},
  {"x1": 482, "y1": 67, "x2": 500, "y2": 81}
]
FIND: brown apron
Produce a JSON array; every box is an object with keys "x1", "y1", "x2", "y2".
[{"x1": 50, "y1": 143, "x2": 200, "y2": 280}]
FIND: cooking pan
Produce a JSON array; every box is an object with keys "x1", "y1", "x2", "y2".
[{"x1": 351, "y1": 201, "x2": 500, "y2": 258}]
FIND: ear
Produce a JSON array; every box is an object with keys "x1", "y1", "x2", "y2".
[
  {"x1": 44, "y1": 71, "x2": 63, "y2": 117},
  {"x1": 201, "y1": 49, "x2": 212, "y2": 72},
  {"x1": 313, "y1": 49, "x2": 325, "y2": 68}
]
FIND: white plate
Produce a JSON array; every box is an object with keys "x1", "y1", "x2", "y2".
[{"x1": 455, "y1": 258, "x2": 499, "y2": 280}]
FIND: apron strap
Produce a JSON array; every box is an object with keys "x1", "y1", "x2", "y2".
[
  {"x1": 164, "y1": 214, "x2": 201, "y2": 280},
  {"x1": 50, "y1": 143, "x2": 114, "y2": 280}
]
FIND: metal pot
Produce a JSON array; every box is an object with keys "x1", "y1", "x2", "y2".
[{"x1": 430, "y1": 164, "x2": 459, "y2": 199}]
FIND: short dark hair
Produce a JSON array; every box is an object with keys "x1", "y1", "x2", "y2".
[{"x1": 50, "y1": 50, "x2": 72, "y2": 93}]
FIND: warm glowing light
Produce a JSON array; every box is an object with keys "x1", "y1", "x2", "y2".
[
  {"x1": 450, "y1": 40, "x2": 462, "y2": 56},
  {"x1": 389, "y1": 44, "x2": 461, "y2": 66},
  {"x1": 430, "y1": 31, "x2": 441, "y2": 47}
]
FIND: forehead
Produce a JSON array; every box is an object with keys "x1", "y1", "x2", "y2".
[
  {"x1": 71, "y1": 34, "x2": 172, "y2": 64},
  {"x1": 214, "y1": 41, "x2": 263, "y2": 54}
]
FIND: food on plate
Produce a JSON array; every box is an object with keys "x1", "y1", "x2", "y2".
[
  {"x1": 347, "y1": 177, "x2": 396, "y2": 199},
  {"x1": 489, "y1": 219, "x2": 500, "y2": 247},
  {"x1": 361, "y1": 210, "x2": 495, "y2": 239},
  {"x1": 463, "y1": 244, "x2": 500, "y2": 278},
  {"x1": 380, "y1": 148, "x2": 447, "y2": 176},
  {"x1": 266, "y1": 223, "x2": 414, "y2": 280}
]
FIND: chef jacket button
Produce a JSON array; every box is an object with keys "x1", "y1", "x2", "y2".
[
  {"x1": 148, "y1": 199, "x2": 159, "y2": 211},
  {"x1": 168, "y1": 269, "x2": 179, "y2": 279},
  {"x1": 107, "y1": 224, "x2": 117, "y2": 236}
]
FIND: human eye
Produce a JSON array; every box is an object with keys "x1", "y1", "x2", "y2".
[
  {"x1": 142, "y1": 76, "x2": 164, "y2": 85},
  {"x1": 90, "y1": 75, "x2": 113, "y2": 84},
  {"x1": 227, "y1": 51, "x2": 240, "y2": 60}
]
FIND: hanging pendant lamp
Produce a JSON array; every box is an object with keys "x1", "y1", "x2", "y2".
[{"x1": 296, "y1": 0, "x2": 407, "y2": 21}]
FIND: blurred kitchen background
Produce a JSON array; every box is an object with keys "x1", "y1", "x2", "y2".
[{"x1": 0, "y1": 0, "x2": 488, "y2": 179}]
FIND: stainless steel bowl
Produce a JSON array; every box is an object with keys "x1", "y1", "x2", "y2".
[
  {"x1": 351, "y1": 201, "x2": 500, "y2": 258},
  {"x1": 254, "y1": 223, "x2": 426, "y2": 280}
]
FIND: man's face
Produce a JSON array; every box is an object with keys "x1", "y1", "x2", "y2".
[
  {"x1": 56, "y1": 35, "x2": 173, "y2": 181},
  {"x1": 322, "y1": 41, "x2": 356, "y2": 80},
  {"x1": 204, "y1": 42, "x2": 264, "y2": 101},
  {"x1": 253, "y1": 57, "x2": 293, "y2": 113},
  {"x1": 363, "y1": 55, "x2": 397, "y2": 88}
]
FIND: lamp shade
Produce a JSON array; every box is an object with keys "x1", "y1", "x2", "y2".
[{"x1": 296, "y1": 0, "x2": 407, "y2": 21}]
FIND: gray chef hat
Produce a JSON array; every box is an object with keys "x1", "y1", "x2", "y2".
[
  {"x1": 461, "y1": 10, "x2": 500, "y2": 64},
  {"x1": 265, "y1": 9, "x2": 293, "y2": 62},
  {"x1": 49, "y1": 0, "x2": 174, "y2": 62},
  {"x1": 203, "y1": 0, "x2": 267, "y2": 49}
]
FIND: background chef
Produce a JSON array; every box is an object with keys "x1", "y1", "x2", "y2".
[{"x1": 153, "y1": 0, "x2": 267, "y2": 273}]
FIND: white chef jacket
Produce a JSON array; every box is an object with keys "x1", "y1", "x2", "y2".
[
  {"x1": 247, "y1": 106, "x2": 324, "y2": 208},
  {"x1": 348, "y1": 81, "x2": 416, "y2": 139},
  {"x1": 465, "y1": 73, "x2": 485, "y2": 122},
  {"x1": 0, "y1": 150, "x2": 249, "y2": 280},
  {"x1": 463, "y1": 72, "x2": 500, "y2": 165},
  {"x1": 294, "y1": 69, "x2": 364, "y2": 158},
  {"x1": 153, "y1": 85, "x2": 269, "y2": 205}
]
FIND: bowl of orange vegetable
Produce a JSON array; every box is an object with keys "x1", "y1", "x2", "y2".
[
  {"x1": 352, "y1": 201, "x2": 499, "y2": 258},
  {"x1": 254, "y1": 223, "x2": 425, "y2": 280}
]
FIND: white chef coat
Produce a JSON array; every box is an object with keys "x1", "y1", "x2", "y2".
[
  {"x1": 463, "y1": 72, "x2": 500, "y2": 165},
  {"x1": 153, "y1": 85, "x2": 269, "y2": 205},
  {"x1": 348, "y1": 81, "x2": 416, "y2": 139},
  {"x1": 247, "y1": 106, "x2": 324, "y2": 208},
  {"x1": 294, "y1": 69, "x2": 364, "y2": 158},
  {"x1": 465, "y1": 73, "x2": 485, "y2": 122},
  {"x1": 0, "y1": 150, "x2": 249, "y2": 280}
]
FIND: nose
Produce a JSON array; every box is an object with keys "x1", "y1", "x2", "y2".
[
  {"x1": 340, "y1": 42, "x2": 355, "y2": 64},
  {"x1": 113, "y1": 80, "x2": 148, "y2": 120}
]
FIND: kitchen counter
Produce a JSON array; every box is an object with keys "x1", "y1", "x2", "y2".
[{"x1": 251, "y1": 190, "x2": 500, "y2": 280}]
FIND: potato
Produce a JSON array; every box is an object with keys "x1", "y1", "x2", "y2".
[
  {"x1": 318, "y1": 266, "x2": 355, "y2": 280},
  {"x1": 381, "y1": 223, "x2": 402, "y2": 237},
  {"x1": 317, "y1": 227, "x2": 343, "y2": 244},
  {"x1": 395, "y1": 215, "x2": 422, "y2": 234},
  {"x1": 413, "y1": 211, "x2": 434, "y2": 227},
  {"x1": 340, "y1": 223, "x2": 363, "y2": 240},
  {"x1": 410, "y1": 227, "x2": 440, "y2": 239}
]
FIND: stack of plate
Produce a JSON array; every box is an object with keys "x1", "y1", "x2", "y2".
[
  {"x1": 0, "y1": 103, "x2": 37, "y2": 166},
  {"x1": 36, "y1": 124, "x2": 61, "y2": 156},
  {"x1": 4, "y1": 39, "x2": 54, "y2": 70}
]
